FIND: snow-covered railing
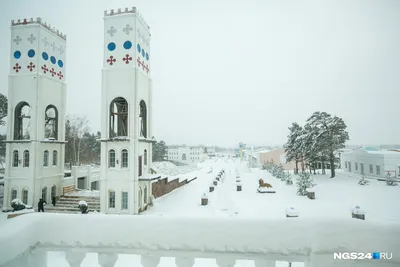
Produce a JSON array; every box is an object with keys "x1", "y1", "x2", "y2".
[{"x1": 1, "y1": 214, "x2": 399, "y2": 266}]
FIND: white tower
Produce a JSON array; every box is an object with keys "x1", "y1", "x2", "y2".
[
  {"x1": 2, "y1": 18, "x2": 67, "y2": 208},
  {"x1": 100, "y1": 8, "x2": 154, "y2": 214}
]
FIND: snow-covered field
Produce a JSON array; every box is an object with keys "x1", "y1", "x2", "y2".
[
  {"x1": 0, "y1": 158, "x2": 399, "y2": 267},
  {"x1": 152, "y1": 161, "x2": 202, "y2": 176}
]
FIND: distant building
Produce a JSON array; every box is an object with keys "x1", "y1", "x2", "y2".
[
  {"x1": 167, "y1": 145, "x2": 207, "y2": 164},
  {"x1": 206, "y1": 146, "x2": 216, "y2": 155},
  {"x1": 341, "y1": 147, "x2": 400, "y2": 178}
]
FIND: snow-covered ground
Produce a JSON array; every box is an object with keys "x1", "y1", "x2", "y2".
[
  {"x1": 0, "y1": 158, "x2": 399, "y2": 267},
  {"x1": 152, "y1": 161, "x2": 202, "y2": 176},
  {"x1": 66, "y1": 190, "x2": 100, "y2": 197}
]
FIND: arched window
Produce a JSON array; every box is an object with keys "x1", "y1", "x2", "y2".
[
  {"x1": 42, "y1": 187, "x2": 47, "y2": 202},
  {"x1": 139, "y1": 100, "x2": 147, "y2": 138},
  {"x1": 144, "y1": 185, "x2": 148, "y2": 204},
  {"x1": 109, "y1": 149, "x2": 116, "y2": 168},
  {"x1": 51, "y1": 185, "x2": 56, "y2": 201},
  {"x1": 43, "y1": 150, "x2": 49, "y2": 167},
  {"x1": 11, "y1": 188, "x2": 17, "y2": 202},
  {"x1": 109, "y1": 189, "x2": 115, "y2": 208},
  {"x1": 109, "y1": 97, "x2": 128, "y2": 138},
  {"x1": 44, "y1": 105, "x2": 58, "y2": 139},
  {"x1": 23, "y1": 150, "x2": 29, "y2": 167},
  {"x1": 144, "y1": 149, "x2": 147, "y2": 166},
  {"x1": 22, "y1": 188, "x2": 28, "y2": 204},
  {"x1": 14, "y1": 102, "x2": 31, "y2": 140},
  {"x1": 12, "y1": 150, "x2": 19, "y2": 167},
  {"x1": 182, "y1": 153, "x2": 186, "y2": 161},
  {"x1": 121, "y1": 149, "x2": 128, "y2": 168},
  {"x1": 52, "y1": 150, "x2": 58, "y2": 166}
]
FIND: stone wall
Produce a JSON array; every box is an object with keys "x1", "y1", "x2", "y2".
[{"x1": 152, "y1": 177, "x2": 189, "y2": 198}]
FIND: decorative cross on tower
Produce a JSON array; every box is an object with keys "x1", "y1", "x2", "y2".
[
  {"x1": 57, "y1": 71, "x2": 63, "y2": 80},
  {"x1": 49, "y1": 68, "x2": 56, "y2": 77},
  {"x1": 41, "y1": 64, "x2": 49, "y2": 73},
  {"x1": 141, "y1": 60, "x2": 146, "y2": 70},
  {"x1": 144, "y1": 64, "x2": 149, "y2": 73},
  {"x1": 13, "y1": 63, "x2": 21, "y2": 73},
  {"x1": 107, "y1": 56, "x2": 116, "y2": 65},
  {"x1": 136, "y1": 57, "x2": 142, "y2": 67},
  {"x1": 27, "y1": 34, "x2": 36, "y2": 44},
  {"x1": 27, "y1": 62, "x2": 36, "y2": 72},
  {"x1": 123, "y1": 54, "x2": 132, "y2": 64}
]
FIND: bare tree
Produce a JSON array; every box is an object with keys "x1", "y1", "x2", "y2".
[{"x1": 66, "y1": 115, "x2": 90, "y2": 166}]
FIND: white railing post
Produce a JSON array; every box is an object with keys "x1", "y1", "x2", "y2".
[
  {"x1": 216, "y1": 256, "x2": 236, "y2": 267},
  {"x1": 254, "y1": 259, "x2": 276, "y2": 267},
  {"x1": 141, "y1": 254, "x2": 161, "y2": 267},
  {"x1": 98, "y1": 253, "x2": 118, "y2": 267},
  {"x1": 65, "y1": 251, "x2": 86, "y2": 267},
  {"x1": 175, "y1": 255, "x2": 195, "y2": 267}
]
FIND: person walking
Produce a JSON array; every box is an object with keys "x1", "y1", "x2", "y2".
[{"x1": 38, "y1": 198, "x2": 46, "y2": 212}]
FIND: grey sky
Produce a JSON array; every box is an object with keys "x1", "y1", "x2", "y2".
[{"x1": 1, "y1": 0, "x2": 399, "y2": 148}]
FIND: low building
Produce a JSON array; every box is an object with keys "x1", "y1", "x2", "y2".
[
  {"x1": 206, "y1": 146, "x2": 216, "y2": 155},
  {"x1": 259, "y1": 147, "x2": 297, "y2": 171},
  {"x1": 166, "y1": 145, "x2": 207, "y2": 164},
  {"x1": 341, "y1": 147, "x2": 400, "y2": 178}
]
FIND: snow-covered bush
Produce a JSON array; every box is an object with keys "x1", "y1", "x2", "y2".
[
  {"x1": 11, "y1": 199, "x2": 26, "y2": 212},
  {"x1": 78, "y1": 200, "x2": 88, "y2": 214},
  {"x1": 385, "y1": 173, "x2": 398, "y2": 186},
  {"x1": 285, "y1": 172, "x2": 293, "y2": 185},
  {"x1": 358, "y1": 175, "x2": 369, "y2": 186},
  {"x1": 296, "y1": 172, "x2": 315, "y2": 196}
]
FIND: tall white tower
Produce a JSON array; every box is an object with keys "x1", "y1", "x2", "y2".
[
  {"x1": 3, "y1": 18, "x2": 67, "y2": 208},
  {"x1": 100, "y1": 8, "x2": 154, "y2": 214}
]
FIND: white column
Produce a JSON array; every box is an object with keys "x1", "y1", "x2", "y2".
[
  {"x1": 175, "y1": 255, "x2": 195, "y2": 267},
  {"x1": 28, "y1": 250, "x2": 47, "y2": 267},
  {"x1": 98, "y1": 253, "x2": 118, "y2": 267},
  {"x1": 215, "y1": 256, "x2": 236, "y2": 267},
  {"x1": 65, "y1": 251, "x2": 86, "y2": 267},
  {"x1": 254, "y1": 259, "x2": 275, "y2": 267},
  {"x1": 141, "y1": 254, "x2": 160, "y2": 267}
]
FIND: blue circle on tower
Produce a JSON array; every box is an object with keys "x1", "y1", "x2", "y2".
[
  {"x1": 42, "y1": 52, "x2": 49, "y2": 60},
  {"x1": 137, "y1": 43, "x2": 141, "y2": 53},
  {"x1": 58, "y1": 60, "x2": 64, "y2": 68},
  {"x1": 50, "y1": 56, "x2": 56, "y2": 64},
  {"x1": 28, "y1": 49, "x2": 35, "y2": 58},
  {"x1": 107, "y1": 42, "x2": 116, "y2": 51},
  {"x1": 146, "y1": 53, "x2": 149, "y2": 61},
  {"x1": 123, "y1": 41, "x2": 132, "y2": 50},
  {"x1": 14, "y1": 51, "x2": 21, "y2": 59}
]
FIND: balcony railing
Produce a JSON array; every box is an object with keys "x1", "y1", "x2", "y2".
[{"x1": 0, "y1": 214, "x2": 399, "y2": 267}]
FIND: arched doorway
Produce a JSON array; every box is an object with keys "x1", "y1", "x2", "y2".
[{"x1": 42, "y1": 187, "x2": 47, "y2": 202}]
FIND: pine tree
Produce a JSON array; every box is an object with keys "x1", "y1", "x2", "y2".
[
  {"x1": 296, "y1": 172, "x2": 315, "y2": 196},
  {"x1": 305, "y1": 112, "x2": 349, "y2": 178},
  {"x1": 284, "y1": 123, "x2": 303, "y2": 174}
]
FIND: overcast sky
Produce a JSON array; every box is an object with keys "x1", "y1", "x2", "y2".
[{"x1": 1, "y1": 0, "x2": 399, "y2": 148}]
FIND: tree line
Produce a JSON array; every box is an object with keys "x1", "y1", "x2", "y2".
[
  {"x1": 284, "y1": 111, "x2": 349, "y2": 178},
  {"x1": 0, "y1": 93, "x2": 168, "y2": 167}
]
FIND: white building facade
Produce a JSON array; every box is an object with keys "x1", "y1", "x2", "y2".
[
  {"x1": 341, "y1": 148, "x2": 400, "y2": 178},
  {"x1": 99, "y1": 8, "x2": 154, "y2": 215},
  {"x1": 167, "y1": 145, "x2": 207, "y2": 164},
  {"x1": 2, "y1": 18, "x2": 67, "y2": 209}
]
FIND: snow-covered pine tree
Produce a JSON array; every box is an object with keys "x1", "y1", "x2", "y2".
[
  {"x1": 305, "y1": 112, "x2": 349, "y2": 178},
  {"x1": 386, "y1": 172, "x2": 398, "y2": 186},
  {"x1": 296, "y1": 172, "x2": 315, "y2": 195},
  {"x1": 358, "y1": 175, "x2": 369, "y2": 185},
  {"x1": 284, "y1": 122, "x2": 303, "y2": 174}
]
